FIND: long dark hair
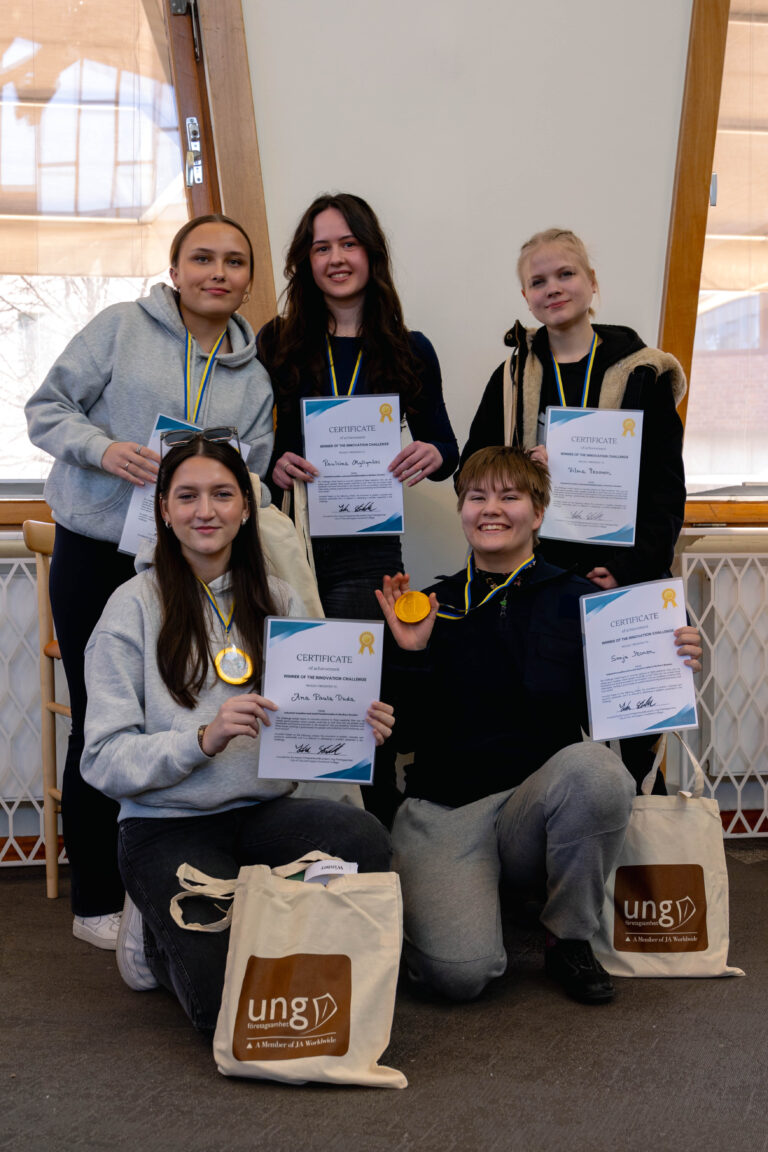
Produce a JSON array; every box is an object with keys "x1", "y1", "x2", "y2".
[
  {"x1": 258, "y1": 192, "x2": 422, "y2": 413},
  {"x1": 154, "y1": 439, "x2": 276, "y2": 708}
]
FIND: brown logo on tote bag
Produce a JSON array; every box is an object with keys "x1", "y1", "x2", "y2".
[
  {"x1": 613, "y1": 864, "x2": 708, "y2": 953},
  {"x1": 232, "y1": 953, "x2": 351, "y2": 1061}
]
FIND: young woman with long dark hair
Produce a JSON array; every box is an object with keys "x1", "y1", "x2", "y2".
[
  {"x1": 258, "y1": 192, "x2": 459, "y2": 619},
  {"x1": 25, "y1": 215, "x2": 276, "y2": 946},
  {"x1": 81, "y1": 436, "x2": 392, "y2": 1032}
]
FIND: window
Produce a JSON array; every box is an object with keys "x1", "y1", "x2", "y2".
[{"x1": 1, "y1": 1, "x2": 189, "y2": 486}]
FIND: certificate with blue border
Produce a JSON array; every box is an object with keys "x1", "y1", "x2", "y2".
[
  {"x1": 580, "y1": 579, "x2": 698, "y2": 742},
  {"x1": 256, "y1": 617, "x2": 384, "y2": 784},
  {"x1": 301, "y1": 394, "x2": 404, "y2": 537},
  {"x1": 539, "y1": 407, "x2": 643, "y2": 547}
]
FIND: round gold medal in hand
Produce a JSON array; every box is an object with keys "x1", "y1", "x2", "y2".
[{"x1": 394, "y1": 589, "x2": 431, "y2": 624}]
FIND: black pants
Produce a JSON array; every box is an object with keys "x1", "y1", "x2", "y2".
[
  {"x1": 313, "y1": 536, "x2": 404, "y2": 827},
  {"x1": 620, "y1": 735, "x2": 667, "y2": 795},
  {"x1": 49, "y1": 525, "x2": 136, "y2": 916}
]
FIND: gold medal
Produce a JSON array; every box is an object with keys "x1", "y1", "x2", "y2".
[
  {"x1": 214, "y1": 644, "x2": 253, "y2": 686},
  {"x1": 394, "y1": 589, "x2": 431, "y2": 624}
]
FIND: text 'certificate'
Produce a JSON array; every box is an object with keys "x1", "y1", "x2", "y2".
[
  {"x1": 581, "y1": 579, "x2": 698, "y2": 742},
  {"x1": 302, "y1": 394, "x2": 404, "y2": 537},
  {"x1": 539, "y1": 407, "x2": 643, "y2": 547},
  {"x1": 256, "y1": 617, "x2": 384, "y2": 785}
]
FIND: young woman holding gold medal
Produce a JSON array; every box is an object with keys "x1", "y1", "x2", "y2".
[
  {"x1": 80, "y1": 435, "x2": 393, "y2": 1033},
  {"x1": 25, "y1": 215, "x2": 275, "y2": 947}
]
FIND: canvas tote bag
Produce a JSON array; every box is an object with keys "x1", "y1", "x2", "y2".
[
  {"x1": 593, "y1": 736, "x2": 744, "y2": 978},
  {"x1": 170, "y1": 854, "x2": 407, "y2": 1088}
]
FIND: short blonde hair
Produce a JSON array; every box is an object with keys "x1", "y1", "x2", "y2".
[{"x1": 456, "y1": 446, "x2": 551, "y2": 516}]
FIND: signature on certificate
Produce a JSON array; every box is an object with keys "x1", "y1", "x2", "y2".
[
  {"x1": 618, "y1": 697, "x2": 656, "y2": 712},
  {"x1": 294, "y1": 741, "x2": 347, "y2": 755},
  {"x1": 570, "y1": 510, "x2": 605, "y2": 522},
  {"x1": 338, "y1": 502, "x2": 376, "y2": 513}
]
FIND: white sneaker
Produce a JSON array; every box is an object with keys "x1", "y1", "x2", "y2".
[
  {"x1": 116, "y1": 894, "x2": 159, "y2": 991},
  {"x1": 72, "y1": 911, "x2": 122, "y2": 950}
]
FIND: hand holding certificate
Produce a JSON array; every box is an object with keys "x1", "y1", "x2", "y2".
[
  {"x1": 302, "y1": 395, "x2": 404, "y2": 536},
  {"x1": 257, "y1": 617, "x2": 385, "y2": 784},
  {"x1": 539, "y1": 407, "x2": 643, "y2": 547},
  {"x1": 581, "y1": 579, "x2": 700, "y2": 742}
]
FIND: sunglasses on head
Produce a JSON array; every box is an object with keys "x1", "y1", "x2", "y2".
[{"x1": 160, "y1": 426, "x2": 241, "y2": 456}]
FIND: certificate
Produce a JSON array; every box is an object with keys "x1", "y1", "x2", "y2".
[
  {"x1": 581, "y1": 579, "x2": 698, "y2": 742},
  {"x1": 302, "y1": 395, "x2": 403, "y2": 537},
  {"x1": 539, "y1": 407, "x2": 643, "y2": 547},
  {"x1": 118, "y1": 414, "x2": 243, "y2": 556},
  {"x1": 256, "y1": 617, "x2": 384, "y2": 784}
]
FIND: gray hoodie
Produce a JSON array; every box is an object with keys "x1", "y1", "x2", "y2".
[
  {"x1": 25, "y1": 283, "x2": 274, "y2": 542},
  {"x1": 81, "y1": 569, "x2": 304, "y2": 821}
]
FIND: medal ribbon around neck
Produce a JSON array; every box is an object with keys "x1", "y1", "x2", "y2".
[
  {"x1": 325, "y1": 334, "x2": 363, "y2": 396},
  {"x1": 551, "y1": 331, "x2": 597, "y2": 408},
  {"x1": 198, "y1": 579, "x2": 253, "y2": 685},
  {"x1": 185, "y1": 329, "x2": 227, "y2": 422},
  {"x1": 436, "y1": 553, "x2": 535, "y2": 620}
]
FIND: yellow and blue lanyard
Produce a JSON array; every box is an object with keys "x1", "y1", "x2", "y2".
[
  {"x1": 550, "y1": 331, "x2": 598, "y2": 408},
  {"x1": 325, "y1": 334, "x2": 363, "y2": 396},
  {"x1": 198, "y1": 580, "x2": 234, "y2": 638},
  {"x1": 436, "y1": 554, "x2": 535, "y2": 620},
  {"x1": 185, "y1": 329, "x2": 226, "y2": 422}
]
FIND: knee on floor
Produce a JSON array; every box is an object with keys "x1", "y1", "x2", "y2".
[{"x1": 405, "y1": 945, "x2": 506, "y2": 1002}]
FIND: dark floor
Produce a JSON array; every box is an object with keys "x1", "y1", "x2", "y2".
[{"x1": 2, "y1": 849, "x2": 767, "y2": 1152}]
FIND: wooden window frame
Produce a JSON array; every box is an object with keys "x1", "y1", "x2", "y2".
[
  {"x1": 658, "y1": 0, "x2": 768, "y2": 528},
  {"x1": 3, "y1": 0, "x2": 275, "y2": 530}
]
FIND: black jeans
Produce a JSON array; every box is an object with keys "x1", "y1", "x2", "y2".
[
  {"x1": 313, "y1": 536, "x2": 404, "y2": 826},
  {"x1": 313, "y1": 535, "x2": 403, "y2": 619},
  {"x1": 119, "y1": 799, "x2": 392, "y2": 1031},
  {"x1": 49, "y1": 524, "x2": 137, "y2": 916}
]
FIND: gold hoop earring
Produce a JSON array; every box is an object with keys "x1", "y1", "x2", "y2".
[{"x1": 242, "y1": 291, "x2": 250, "y2": 304}]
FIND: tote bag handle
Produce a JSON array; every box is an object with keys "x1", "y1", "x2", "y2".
[{"x1": 639, "y1": 732, "x2": 706, "y2": 799}]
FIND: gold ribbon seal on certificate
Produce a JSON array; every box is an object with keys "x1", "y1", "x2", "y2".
[
  {"x1": 394, "y1": 589, "x2": 431, "y2": 624},
  {"x1": 379, "y1": 403, "x2": 393, "y2": 422},
  {"x1": 622, "y1": 418, "x2": 636, "y2": 437},
  {"x1": 662, "y1": 588, "x2": 677, "y2": 609},
  {"x1": 358, "y1": 631, "x2": 375, "y2": 654}
]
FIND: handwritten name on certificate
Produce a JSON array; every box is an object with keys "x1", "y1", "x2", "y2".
[
  {"x1": 539, "y1": 407, "x2": 643, "y2": 547},
  {"x1": 302, "y1": 395, "x2": 404, "y2": 537},
  {"x1": 256, "y1": 617, "x2": 384, "y2": 784},
  {"x1": 580, "y1": 579, "x2": 698, "y2": 742}
]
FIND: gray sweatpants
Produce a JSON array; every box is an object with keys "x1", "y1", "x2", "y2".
[{"x1": 392, "y1": 741, "x2": 635, "y2": 1000}]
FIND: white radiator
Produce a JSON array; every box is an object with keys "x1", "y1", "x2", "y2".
[
  {"x1": 0, "y1": 535, "x2": 67, "y2": 867},
  {"x1": 681, "y1": 535, "x2": 768, "y2": 836}
]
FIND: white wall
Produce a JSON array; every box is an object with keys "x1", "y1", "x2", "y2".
[{"x1": 243, "y1": 0, "x2": 693, "y2": 585}]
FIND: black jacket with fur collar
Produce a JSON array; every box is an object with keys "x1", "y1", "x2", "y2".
[{"x1": 458, "y1": 323, "x2": 687, "y2": 585}]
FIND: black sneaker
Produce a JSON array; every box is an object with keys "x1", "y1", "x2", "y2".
[{"x1": 545, "y1": 938, "x2": 615, "y2": 1004}]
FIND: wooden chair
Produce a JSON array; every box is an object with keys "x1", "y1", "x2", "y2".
[{"x1": 23, "y1": 520, "x2": 68, "y2": 898}]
